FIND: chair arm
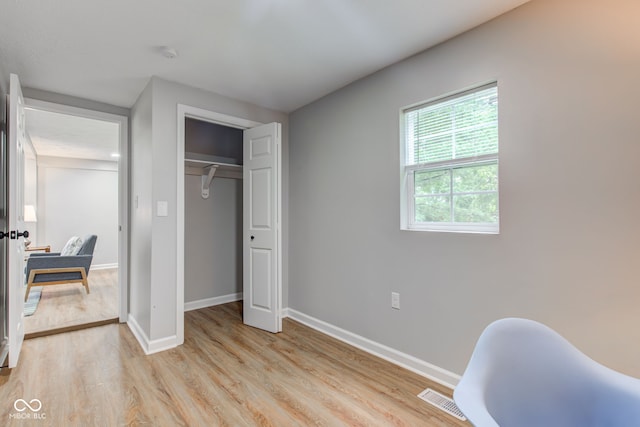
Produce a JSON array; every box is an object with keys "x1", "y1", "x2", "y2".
[
  {"x1": 29, "y1": 252, "x2": 61, "y2": 257},
  {"x1": 26, "y1": 254, "x2": 93, "y2": 279}
]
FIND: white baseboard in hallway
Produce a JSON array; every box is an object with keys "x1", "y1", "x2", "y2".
[{"x1": 91, "y1": 263, "x2": 118, "y2": 271}]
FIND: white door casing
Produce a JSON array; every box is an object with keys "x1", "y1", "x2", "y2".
[
  {"x1": 24, "y1": 98, "x2": 129, "y2": 324},
  {"x1": 243, "y1": 122, "x2": 282, "y2": 333},
  {"x1": 8, "y1": 73, "x2": 27, "y2": 368}
]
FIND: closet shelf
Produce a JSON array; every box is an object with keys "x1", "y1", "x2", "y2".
[{"x1": 185, "y1": 158, "x2": 242, "y2": 171}]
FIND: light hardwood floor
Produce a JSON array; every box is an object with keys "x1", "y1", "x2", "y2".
[
  {"x1": 24, "y1": 268, "x2": 119, "y2": 335},
  {"x1": 1, "y1": 302, "x2": 469, "y2": 426}
]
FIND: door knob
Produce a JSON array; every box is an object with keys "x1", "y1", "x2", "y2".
[
  {"x1": 17, "y1": 230, "x2": 29, "y2": 238},
  {"x1": 0, "y1": 231, "x2": 8, "y2": 240}
]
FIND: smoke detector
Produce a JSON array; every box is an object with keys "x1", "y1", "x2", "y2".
[{"x1": 161, "y1": 46, "x2": 178, "y2": 59}]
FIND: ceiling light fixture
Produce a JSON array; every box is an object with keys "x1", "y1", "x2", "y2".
[
  {"x1": 111, "y1": 153, "x2": 120, "y2": 158},
  {"x1": 161, "y1": 46, "x2": 179, "y2": 59}
]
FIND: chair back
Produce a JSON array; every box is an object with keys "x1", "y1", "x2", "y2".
[
  {"x1": 78, "y1": 235, "x2": 97, "y2": 256},
  {"x1": 454, "y1": 318, "x2": 640, "y2": 427}
]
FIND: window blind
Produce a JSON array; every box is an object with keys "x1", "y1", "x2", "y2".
[{"x1": 405, "y1": 85, "x2": 498, "y2": 166}]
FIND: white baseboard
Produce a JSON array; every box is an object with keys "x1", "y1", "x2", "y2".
[
  {"x1": 91, "y1": 263, "x2": 118, "y2": 271},
  {"x1": 283, "y1": 308, "x2": 460, "y2": 390},
  {"x1": 147, "y1": 335, "x2": 178, "y2": 354},
  {"x1": 127, "y1": 314, "x2": 178, "y2": 355},
  {"x1": 184, "y1": 292, "x2": 243, "y2": 312},
  {"x1": 126, "y1": 314, "x2": 150, "y2": 354},
  {"x1": 127, "y1": 291, "x2": 241, "y2": 355}
]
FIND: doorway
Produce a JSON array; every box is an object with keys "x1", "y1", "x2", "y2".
[
  {"x1": 183, "y1": 117, "x2": 243, "y2": 317},
  {"x1": 21, "y1": 99, "x2": 128, "y2": 335},
  {"x1": 176, "y1": 105, "x2": 282, "y2": 344}
]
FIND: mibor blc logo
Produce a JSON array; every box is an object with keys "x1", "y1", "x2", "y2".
[{"x1": 10, "y1": 398, "x2": 46, "y2": 420}]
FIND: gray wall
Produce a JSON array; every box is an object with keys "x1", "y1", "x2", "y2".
[
  {"x1": 185, "y1": 176, "x2": 242, "y2": 302},
  {"x1": 289, "y1": 0, "x2": 640, "y2": 378},
  {"x1": 130, "y1": 82, "x2": 153, "y2": 335},
  {"x1": 131, "y1": 77, "x2": 288, "y2": 342}
]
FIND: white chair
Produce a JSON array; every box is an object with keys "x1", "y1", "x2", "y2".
[{"x1": 453, "y1": 318, "x2": 640, "y2": 427}]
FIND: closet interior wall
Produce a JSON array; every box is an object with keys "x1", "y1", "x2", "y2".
[{"x1": 184, "y1": 118, "x2": 243, "y2": 306}]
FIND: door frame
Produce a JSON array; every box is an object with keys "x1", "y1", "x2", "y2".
[
  {"x1": 0, "y1": 117, "x2": 7, "y2": 365},
  {"x1": 24, "y1": 98, "x2": 129, "y2": 323},
  {"x1": 8, "y1": 74, "x2": 27, "y2": 367},
  {"x1": 176, "y1": 104, "x2": 261, "y2": 344}
]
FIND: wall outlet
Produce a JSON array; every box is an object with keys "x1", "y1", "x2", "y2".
[{"x1": 391, "y1": 292, "x2": 400, "y2": 310}]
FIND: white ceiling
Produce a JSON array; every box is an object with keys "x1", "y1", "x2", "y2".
[
  {"x1": 0, "y1": 0, "x2": 530, "y2": 114},
  {"x1": 6, "y1": 0, "x2": 530, "y2": 161},
  {"x1": 25, "y1": 108, "x2": 120, "y2": 162}
]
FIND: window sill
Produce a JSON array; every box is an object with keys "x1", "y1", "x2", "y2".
[{"x1": 402, "y1": 223, "x2": 499, "y2": 235}]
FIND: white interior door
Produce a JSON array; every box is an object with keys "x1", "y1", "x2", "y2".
[
  {"x1": 7, "y1": 74, "x2": 27, "y2": 368},
  {"x1": 243, "y1": 122, "x2": 282, "y2": 333}
]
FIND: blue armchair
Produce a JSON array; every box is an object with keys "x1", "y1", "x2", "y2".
[{"x1": 24, "y1": 235, "x2": 98, "y2": 301}]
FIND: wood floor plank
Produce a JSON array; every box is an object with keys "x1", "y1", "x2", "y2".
[
  {"x1": 0, "y1": 302, "x2": 469, "y2": 426},
  {"x1": 24, "y1": 268, "x2": 119, "y2": 335}
]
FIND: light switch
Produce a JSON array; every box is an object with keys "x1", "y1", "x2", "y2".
[{"x1": 157, "y1": 201, "x2": 168, "y2": 217}]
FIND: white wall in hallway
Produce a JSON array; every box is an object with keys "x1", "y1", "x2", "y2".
[{"x1": 37, "y1": 156, "x2": 118, "y2": 267}]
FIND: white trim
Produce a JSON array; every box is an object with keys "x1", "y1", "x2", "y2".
[
  {"x1": 177, "y1": 107, "x2": 185, "y2": 345},
  {"x1": 126, "y1": 314, "x2": 149, "y2": 354},
  {"x1": 24, "y1": 97, "x2": 129, "y2": 324},
  {"x1": 24, "y1": 98, "x2": 126, "y2": 125},
  {"x1": 405, "y1": 153, "x2": 498, "y2": 172},
  {"x1": 176, "y1": 104, "x2": 263, "y2": 346},
  {"x1": 284, "y1": 308, "x2": 461, "y2": 390},
  {"x1": 147, "y1": 335, "x2": 179, "y2": 354},
  {"x1": 36, "y1": 156, "x2": 118, "y2": 171},
  {"x1": 406, "y1": 221, "x2": 499, "y2": 234},
  {"x1": 127, "y1": 314, "x2": 178, "y2": 355},
  {"x1": 184, "y1": 293, "x2": 243, "y2": 312},
  {"x1": 90, "y1": 263, "x2": 118, "y2": 271},
  {"x1": 276, "y1": 126, "x2": 283, "y2": 331},
  {"x1": 117, "y1": 110, "x2": 129, "y2": 324},
  {"x1": 181, "y1": 105, "x2": 262, "y2": 129}
]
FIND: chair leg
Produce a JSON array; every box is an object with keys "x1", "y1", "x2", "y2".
[
  {"x1": 80, "y1": 268, "x2": 90, "y2": 295},
  {"x1": 25, "y1": 270, "x2": 37, "y2": 302}
]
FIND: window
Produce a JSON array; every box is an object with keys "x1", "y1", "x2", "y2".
[{"x1": 401, "y1": 83, "x2": 499, "y2": 233}]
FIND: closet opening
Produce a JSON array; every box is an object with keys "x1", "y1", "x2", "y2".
[
  {"x1": 183, "y1": 118, "x2": 244, "y2": 313},
  {"x1": 176, "y1": 105, "x2": 283, "y2": 345}
]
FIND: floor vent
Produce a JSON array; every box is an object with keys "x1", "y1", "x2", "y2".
[{"x1": 417, "y1": 388, "x2": 467, "y2": 421}]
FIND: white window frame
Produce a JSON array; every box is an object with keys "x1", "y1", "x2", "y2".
[{"x1": 400, "y1": 83, "x2": 499, "y2": 234}]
